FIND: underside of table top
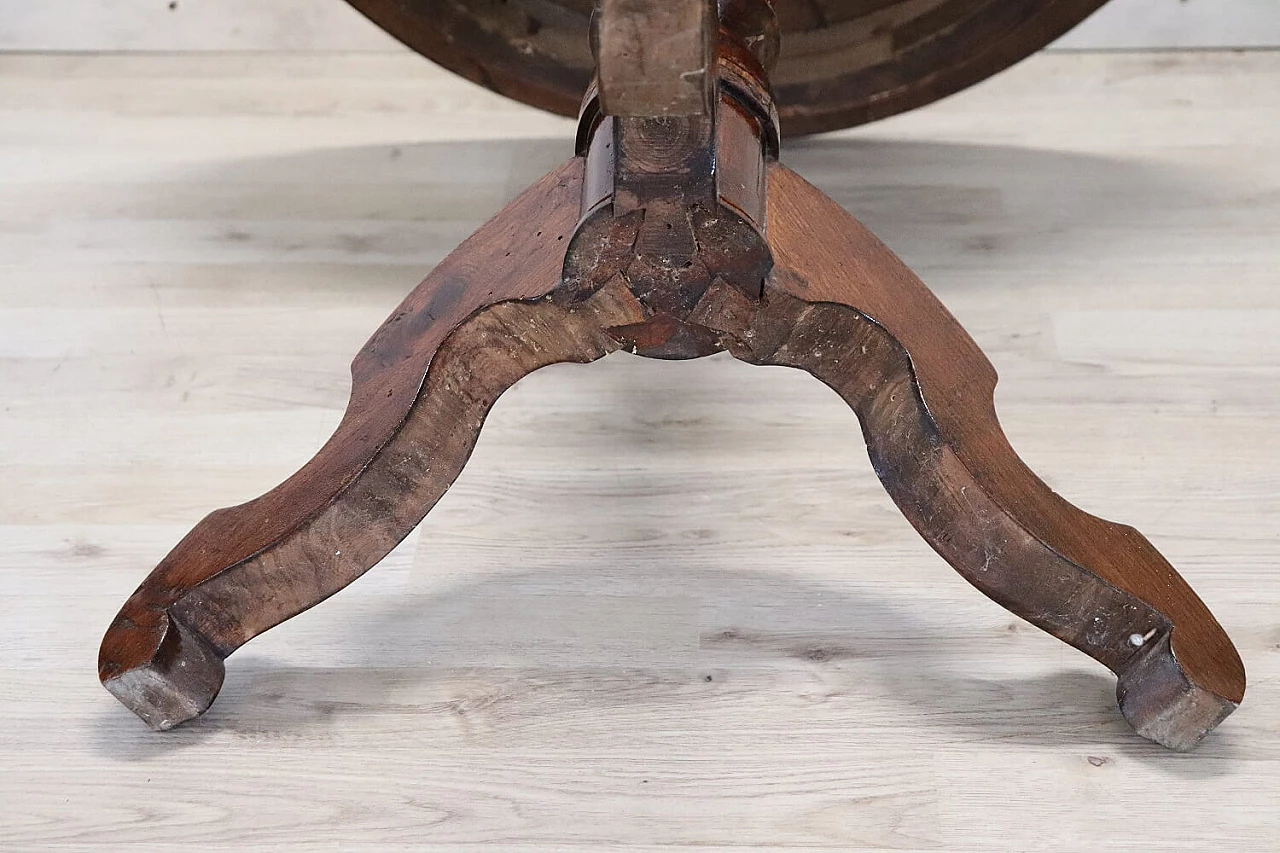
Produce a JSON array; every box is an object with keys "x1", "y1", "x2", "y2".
[{"x1": 343, "y1": 0, "x2": 1110, "y2": 135}]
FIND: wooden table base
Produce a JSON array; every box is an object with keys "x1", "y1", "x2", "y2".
[{"x1": 98, "y1": 0, "x2": 1245, "y2": 750}]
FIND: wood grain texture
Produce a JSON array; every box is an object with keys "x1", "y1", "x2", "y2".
[
  {"x1": 594, "y1": 0, "x2": 715, "y2": 117},
  {"x1": 754, "y1": 164, "x2": 1243, "y2": 733},
  {"x1": 2, "y1": 50, "x2": 1279, "y2": 849},
  {"x1": 96, "y1": 158, "x2": 600, "y2": 728},
  {"x1": 340, "y1": 0, "x2": 1114, "y2": 135},
  {"x1": 4, "y1": 0, "x2": 1279, "y2": 52}
]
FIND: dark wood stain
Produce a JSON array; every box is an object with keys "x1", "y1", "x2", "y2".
[
  {"x1": 342, "y1": 0, "x2": 1110, "y2": 136},
  {"x1": 100, "y1": 0, "x2": 1243, "y2": 753}
]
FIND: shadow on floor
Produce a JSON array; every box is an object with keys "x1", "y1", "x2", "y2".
[
  {"x1": 142, "y1": 131, "x2": 1206, "y2": 294},
  {"x1": 85, "y1": 134, "x2": 1235, "y2": 776}
]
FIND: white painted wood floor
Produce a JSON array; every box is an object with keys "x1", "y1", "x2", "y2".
[{"x1": 1, "y1": 51, "x2": 1277, "y2": 851}]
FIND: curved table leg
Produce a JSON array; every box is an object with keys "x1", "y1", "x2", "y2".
[
  {"x1": 99, "y1": 158, "x2": 647, "y2": 729},
  {"x1": 703, "y1": 163, "x2": 1245, "y2": 750}
]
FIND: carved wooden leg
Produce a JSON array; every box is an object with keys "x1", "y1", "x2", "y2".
[
  {"x1": 102, "y1": 0, "x2": 1245, "y2": 751},
  {"x1": 98, "y1": 159, "x2": 647, "y2": 729},
  {"x1": 701, "y1": 163, "x2": 1245, "y2": 750}
]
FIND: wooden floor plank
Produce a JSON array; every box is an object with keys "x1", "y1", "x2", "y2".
[{"x1": 0, "y1": 50, "x2": 1277, "y2": 850}]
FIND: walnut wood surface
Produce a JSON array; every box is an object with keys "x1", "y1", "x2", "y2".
[
  {"x1": 97, "y1": 12, "x2": 1243, "y2": 746},
  {"x1": 743, "y1": 163, "x2": 1245, "y2": 746},
  {"x1": 99, "y1": 153, "x2": 1246, "y2": 747},
  {"x1": 342, "y1": 0, "x2": 1111, "y2": 135},
  {"x1": 17, "y1": 50, "x2": 1278, "y2": 848},
  {"x1": 594, "y1": 0, "x2": 716, "y2": 117},
  {"x1": 98, "y1": 158, "x2": 614, "y2": 727}
]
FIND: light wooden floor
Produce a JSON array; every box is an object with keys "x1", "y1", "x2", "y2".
[{"x1": 2, "y1": 50, "x2": 1278, "y2": 851}]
